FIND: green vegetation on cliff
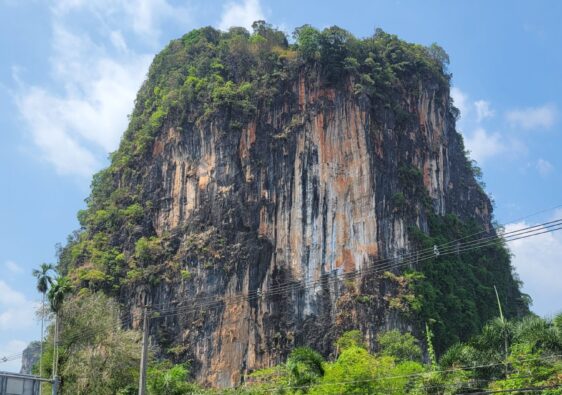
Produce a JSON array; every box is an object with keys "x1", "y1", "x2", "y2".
[
  {"x1": 409, "y1": 214, "x2": 530, "y2": 354},
  {"x1": 57, "y1": 20, "x2": 454, "y2": 300},
  {"x1": 41, "y1": 21, "x2": 536, "y2": 393}
]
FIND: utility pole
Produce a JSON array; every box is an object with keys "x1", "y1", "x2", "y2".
[
  {"x1": 39, "y1": 294, "x2": 44, "y2": 395},
  {"x1": 494, "y1": 285, "x2": 509, "y2": 376},
  {"x1": 52, "y1": 313, "x2": 59, "y2": 395},
  {"x1": 138, "y1": 306, "x2": 149, "y2": 395},
  {"x1": 51, "y1": 376, "x2": 60, "y2": 395}
]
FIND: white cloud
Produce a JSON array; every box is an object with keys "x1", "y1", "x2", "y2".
[
  {"x1": 536, "y1": 158, "x2": 554, "y2": 177},
  {"x1": 123, "y1": 0, "x2": 191, "y2": 42},
  {"x1": 464, "y1": 127, "x2": 505, "y2": 163},
  {"x1": 506, "y1": 218, "x2": 562, "y2": 317},
  {"x1": 0, "y1": 282, "x2": 27, "y2": 306},
  {"x1": 451, "y1": 88, "x2": 494, "y2": 124},
  {"x1": 450, "y1": 87, "x2": 469, "y2": 119},
  {"x1": 110, "y1": 30, "x2": 128, "y2": 52},
  {"x1": 4, "y1": 261, "x2": 22, "y2": 274},
  {"x1": 15, "y1": 4, "x2": 154, "y2": 177},
  {"x1": 52, "y1": 0, "x2": 191, "y2": 43},
  {"x1": 474, "y1": 100, "x2": 494, "y2": 122},
  {"x1": 506, "y1": 104, "x2": 557, "y2": 130},
  {"x1": 0, "y1": 281, "x2": 36, "y2": 331},
  {"x1": 218, "y1": 0, "x2": 264, "y2": 31}
]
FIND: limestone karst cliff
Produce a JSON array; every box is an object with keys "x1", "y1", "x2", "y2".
[{"x1": 58, "y1": 23, "x2": 528, "y2": 387}]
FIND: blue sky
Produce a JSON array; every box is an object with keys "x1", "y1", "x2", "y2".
[{"x1": 1, "y1": 0, "x2": 561, "y2": 372}]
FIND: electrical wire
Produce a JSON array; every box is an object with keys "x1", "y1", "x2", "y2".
[
  {"x1": 148, "y1": 221, "x2": 562, "y2": 321},
  {"x1": 459, "y1": 384, "x2": 562, "y2": 394},
  {"x1": 151, "y1": 218, "x2": 562, "y2": 315},
  {"x1": 252, "y1": 354, "x2": 562, "y2": 393},
  {"x1": 3, "y1": 209, "x2": 560, "y2": 381}
]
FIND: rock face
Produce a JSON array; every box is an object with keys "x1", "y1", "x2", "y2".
[
  {"x1": 20, "y1": 341, "x2": 40, "y2": 375},
  {"x1": 63, "y1": 26, "x2": 527, "y2": 388},
  {"x1": 139, "y1": 74, "x2": 483, "y2": 387}
]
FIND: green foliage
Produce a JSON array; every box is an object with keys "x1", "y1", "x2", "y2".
[
  {"x1": 398, "y1": 165, "x2": 423, "y2": 185},
  {"x1": 180, "y1": 268, "x2": 192, "y2": 280},
  {"x1": 310, "y1": 346, "x2": 377, "y2": 394},
  {"x1": 488, "y1": 342, "x2": 562, "y2": 392},
  {"x1": 317, "y1": 26, "x2": 356, "y2": 83},
  {"x1": 147, "y1": 361, "x2": 200, "y2": 394},
  {"x1": 47, "y1": 276, "x2": 73, "y2": 313},
  {"x1": 293, "y1": 25, "x2": 320, "y2": 61},
  {"x1": 123, "y1": 202, "x2": 144, "y2": 221},
  {"x1": 134, "y1": 236, "x2": 164, "y2": 266},
  {"x1": 336, "y1": 330, "x2": 365, "y2": 352},
  {"x1": 38, "y1": 293, "x2": 141, "y2": 395},
  {"x1": 378, "y1": 330, "x2": 422, "y2": 362},
  {"x1": 56, "y1": 23, "x2": 454, "y2": 303},
  {"x1": 286, "y1": 347, "x2": 325, "y2": 388},
  {"x1": 239, "y1": 319, "x2": 561, "y2": 394},
  {"x1": 391, "y1": 192, "x2": 406, "y2": 210},
  {"x1": 32, "y1": 263, "x2": 54, "y2": 294},
  {"x1": 425, "y1": 43, "x2": 450, "y2": 69},
  {"x1": 425, "y1": 322, "x2": 438, "y2": 370},
  {"x1": 383, "y1": 271, "x2": 424, "y2": 315},
  {"x1": 439, "y1": 315, "x2": 562, "y2": 392},
  {"x1": 396, "y1": 165, "x2": 432, "y2": 209},
  {"x1": 410, "y1": 213, "x2": 529, "y2": 354},
  {"x1": 309, "y1": 346, "x2": 424, "y2": 395},
  {"x1": 75, "y1": 267, "x2": 109, "y2": 284}
]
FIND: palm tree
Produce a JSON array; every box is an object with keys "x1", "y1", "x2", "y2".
[
  {"x1": 286, "y1": 347, "x2": 325, "y2": 387},
  {"x1": 32, "y1": 263, "x2": 54, "y2": 383},
  {"x1": 47, "y1": 276, "x2": 72, "y2": 314},
  {"x1": 47, "y1": 276, "x2": 72, "y2": 379}
]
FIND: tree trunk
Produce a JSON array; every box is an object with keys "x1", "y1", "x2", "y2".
[{"x1": 40, "y1": 292, "x2": 44, "y2": 395}]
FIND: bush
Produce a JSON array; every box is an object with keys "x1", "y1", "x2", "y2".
[
  {"x1": 377, "y1": 330, "x2": 422, "y2": 362},
  {"x1": 134, "y1": 236, "x2": 163, "y2": 266},
  {"x1": 147, "y1": 362, "x2": 199, "y2": 395}
]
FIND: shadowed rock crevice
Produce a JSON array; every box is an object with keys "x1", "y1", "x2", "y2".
[{"x1": 58, "y1": 25, "x2": 528, "y2": 388}]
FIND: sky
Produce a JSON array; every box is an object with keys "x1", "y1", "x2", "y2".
[{"x1": 1, "y1": 0, "x2": 561, "y2": 372}]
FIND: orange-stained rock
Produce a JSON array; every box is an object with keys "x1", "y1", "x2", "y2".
[{"x1": 118, "y1": 68, "x2": 496, "y2": 388}]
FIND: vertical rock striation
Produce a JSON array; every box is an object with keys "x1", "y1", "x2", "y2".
[
  {"x1": 139, "y1": 75, "x2": 480, "y2": 386},
  {"x1": 60, "y1": 25, "x2": 528, "y2": 387}
]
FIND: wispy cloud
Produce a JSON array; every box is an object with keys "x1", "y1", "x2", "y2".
[
  {"x1": 4, "y1": 260, "x2": 22, "y2": 274},
  {"x1": 506, "y1": 104, "x2": 557, "y2": 130},
  {"x1": 464, "y1": 127, "x2": 505, "y2": 164},
  {"x1": 474, "y1": 100, "x2": 494, "y2": 122},
  {"x1": 506, "y1": 214, "x2": 562, "y2": 316},
  {"x1": 450, "y1": 87, "x2": 469, "y2": 119},
  {"x1": 52, "y1": 0, "x2": 192, "y2": 43},
  {"x1": 0, "y1": 281, "x2": 36, "y2": 331},
  {"x1": 14, "y1": 0, "x2": 192, "y2": 177},
  {"x1": 218, "y1": 0, "x2": 264, "y2": 31},
  {"x1": 536, "y1": 158, "x2": 553, "y2": 177}
]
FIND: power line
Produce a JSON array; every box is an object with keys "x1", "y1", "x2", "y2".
[
  {"x1": 147, "y1": 211, "x2": 562, "y2": 312},
  {"x1": 148, "y1": 221, "x2": 562, "y2": 320},
  {"x1": 459, "y1": 384, "x2": 562, "y2": 394},
  {"x1": 152, "y1": 218, "x2": 562, "y2": 315},
  {"x1": 19, "y1": 219, "x2": 554, "y2": 354},
  {"x1": 253, "y1": 354, "x2": 562, "y2": 393}
]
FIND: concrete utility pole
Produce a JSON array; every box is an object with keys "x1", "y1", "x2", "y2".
[
  {"x1": 51, "y1": 376, "x2": 59, "y2": 395},
  {"x1": 52, "y1": 313, "x2": 59, "y2": 395},
  {"x1": 494, "y1": 285, "x2": 509, "y2": 376},
  {"x1": 138, "y1": 306, "x2": 149, "y2": 395}
]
